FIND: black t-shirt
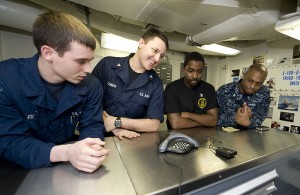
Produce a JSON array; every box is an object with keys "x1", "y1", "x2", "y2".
[
  {"x1": 128, "y1": 63, "x2": 142, "y2": 83},
  {"x1": 164, "y1": 77, "x2": 217, "y2": 128},
  {"x1": 41, "y1": 78, "x2": 66, "y2": 101}
]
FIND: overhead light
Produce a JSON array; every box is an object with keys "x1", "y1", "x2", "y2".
[
  {"x1": 275, "y1": 12, "x2": 300, "y2": 40},
  {"x1": 100, "y1": 32, "x2": 138, "y2": 53},
  {"x1": 198, "y1": 43, "x2": 241, "y2": 55}
]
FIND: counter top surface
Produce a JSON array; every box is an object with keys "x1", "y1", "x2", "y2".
[
  {"x1": 113, "y1": 128, "x2": 300, "y2": 194},
  {"x1": 1, "y1": 128, "x2": 299, "y2": 195}
]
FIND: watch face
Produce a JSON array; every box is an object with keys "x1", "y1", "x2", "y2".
[
  {"x1": 115, "y1": 121, "x2": 121, "y2": 128},
  {"x1": 114, "y1": 118, "x2": 122, "y2": 128}
]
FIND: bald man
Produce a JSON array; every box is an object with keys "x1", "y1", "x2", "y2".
[{"x1": 217, "y1": 64, "x2": 270, "y2": 129}]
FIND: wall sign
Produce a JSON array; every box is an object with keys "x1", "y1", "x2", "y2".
[{"x1": 267, "y1": 65, "x2": 300, "y2": 90}]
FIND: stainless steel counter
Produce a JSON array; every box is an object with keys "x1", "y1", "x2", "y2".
[
  {"x1": 112, "y1": 127, "x2": 300, "y2": 194},
  {"x1": 1, "y1": 128, "x2": 299, "y2": 195},
  {"x1": 15, "y1": 137, "x2": 136, "y2": 195}
]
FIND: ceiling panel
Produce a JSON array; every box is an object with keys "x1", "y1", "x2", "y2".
[
  {"x1": 145, "y1": 1, "x2": 249, "y2": 35},
  {"x1": 70, "y1": 0, "x2": 165, "y2": 20},
  {"x1": 71, "y1": 0, "x2": 250, "y2": 35},
  {"x1": 1, "y1": 0, "x2": 296, "y2": 56}
]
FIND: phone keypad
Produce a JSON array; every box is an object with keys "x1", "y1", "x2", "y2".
[{"x1": 173, "y1": 142, "x2": 190, "y2": 150}]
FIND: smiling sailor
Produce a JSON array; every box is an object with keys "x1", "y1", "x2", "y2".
[{"x1": 92, "y1": 28, "x2": 169, "y2": 139}]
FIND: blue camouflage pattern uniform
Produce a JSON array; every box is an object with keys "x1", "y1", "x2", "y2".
[{"x1": 217, "y1": 80, "x2": 270, "y2": 129}]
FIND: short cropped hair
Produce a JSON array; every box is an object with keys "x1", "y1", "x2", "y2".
[
  {"x1": 141, "y1": 28, "x2": 169, "y2": 50},
  {"x1": 33, "y1": 10, "x2": 96, "y2": 56},
  {"x1": 245, "y1": 63, "x2": 268, "y2": 76},
  {"x1": 183, "y1": 52, "x2": 205, "y2": 68}
]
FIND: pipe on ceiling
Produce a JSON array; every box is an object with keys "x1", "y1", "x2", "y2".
[{"x1": 0, "y1": 0, "x2": 43, "y2": 32}]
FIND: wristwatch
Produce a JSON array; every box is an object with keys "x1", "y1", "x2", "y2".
[{"x1": 114, "y1": 117, "x2": 122, "y2": 128}]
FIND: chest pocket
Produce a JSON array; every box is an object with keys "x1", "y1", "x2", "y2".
[
  {"x1": 26, "y1": 109, "x2": 79, "y2": 144},
  {"x1": 26, "y1": 109, "x2": 53, "y2": 137},
  {"x1": 103, "y1": 85, "x2": 120, "y2": 107},
  {"x1": 127, "y1": 92, "x2": 150, "y2": 118}
]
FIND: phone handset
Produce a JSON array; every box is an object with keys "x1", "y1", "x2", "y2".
[{"x1": 157, "y1": 132, "x2": 199, "y2": 154}]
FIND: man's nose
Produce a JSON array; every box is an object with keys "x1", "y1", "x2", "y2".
[
  {"x1": 192, "y1": 71, "x2": 198, "y2": 78},
  {"x1": 83, "y1": 62, "x2": 92, "y2": 73},
  {"x1": 249, "y1": 83, "x2": 255, "y2": 88},
  {"x1": 154, "y1": 54, "x2": 161, "y2": 64}
]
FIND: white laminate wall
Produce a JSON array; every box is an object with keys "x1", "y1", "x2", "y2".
[
  {"x1": 205, "y1": 57, "x2": 221, "y2": 89},
  {"x1": 0, "y1": 31, "x2": 36, "y2": 60}
]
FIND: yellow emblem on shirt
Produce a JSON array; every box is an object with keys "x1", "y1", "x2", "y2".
[{"x1": 198, "y1": 98, "x2": 207, "y2": 109}]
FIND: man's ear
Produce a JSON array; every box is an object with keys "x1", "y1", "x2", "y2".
[
  {"x1": 138, "y1": 38, "x2": 145, "y2": 49},
  {"x1": 182, "y1": 65, "x2": 186, "y2": 72},
  {"x1": 40, "y1": 45, "x2": 55, "y2": 62}
]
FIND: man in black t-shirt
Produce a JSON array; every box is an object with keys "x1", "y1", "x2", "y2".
[{"x1": 164, "y1": 52, "x2": 218, "y2": 129}]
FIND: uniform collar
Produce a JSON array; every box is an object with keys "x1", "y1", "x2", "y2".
[
  {"x1": 20, "y1": 54, "x2": 45, "y2": 98},
  {"x1": 234, "y1": 79, "x2": 254, "y2": 99},
  {"x1": 20, "y1": 54, "x2": 85, "y2": 113},
  {"x1": 233, "y1": 79, "x2": 243, "y2": 98},
  {"x1": 112, "y1": 54, "x2": 155, "y2": 90}
]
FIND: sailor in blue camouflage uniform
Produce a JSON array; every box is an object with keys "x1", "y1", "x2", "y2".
[{"x1": 217, "y1": 64, "x2": 270, "y2": 129}]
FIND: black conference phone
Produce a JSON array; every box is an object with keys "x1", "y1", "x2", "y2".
[{"x1": 157, "y1": 132, "x2": 199, "y2": 154}]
